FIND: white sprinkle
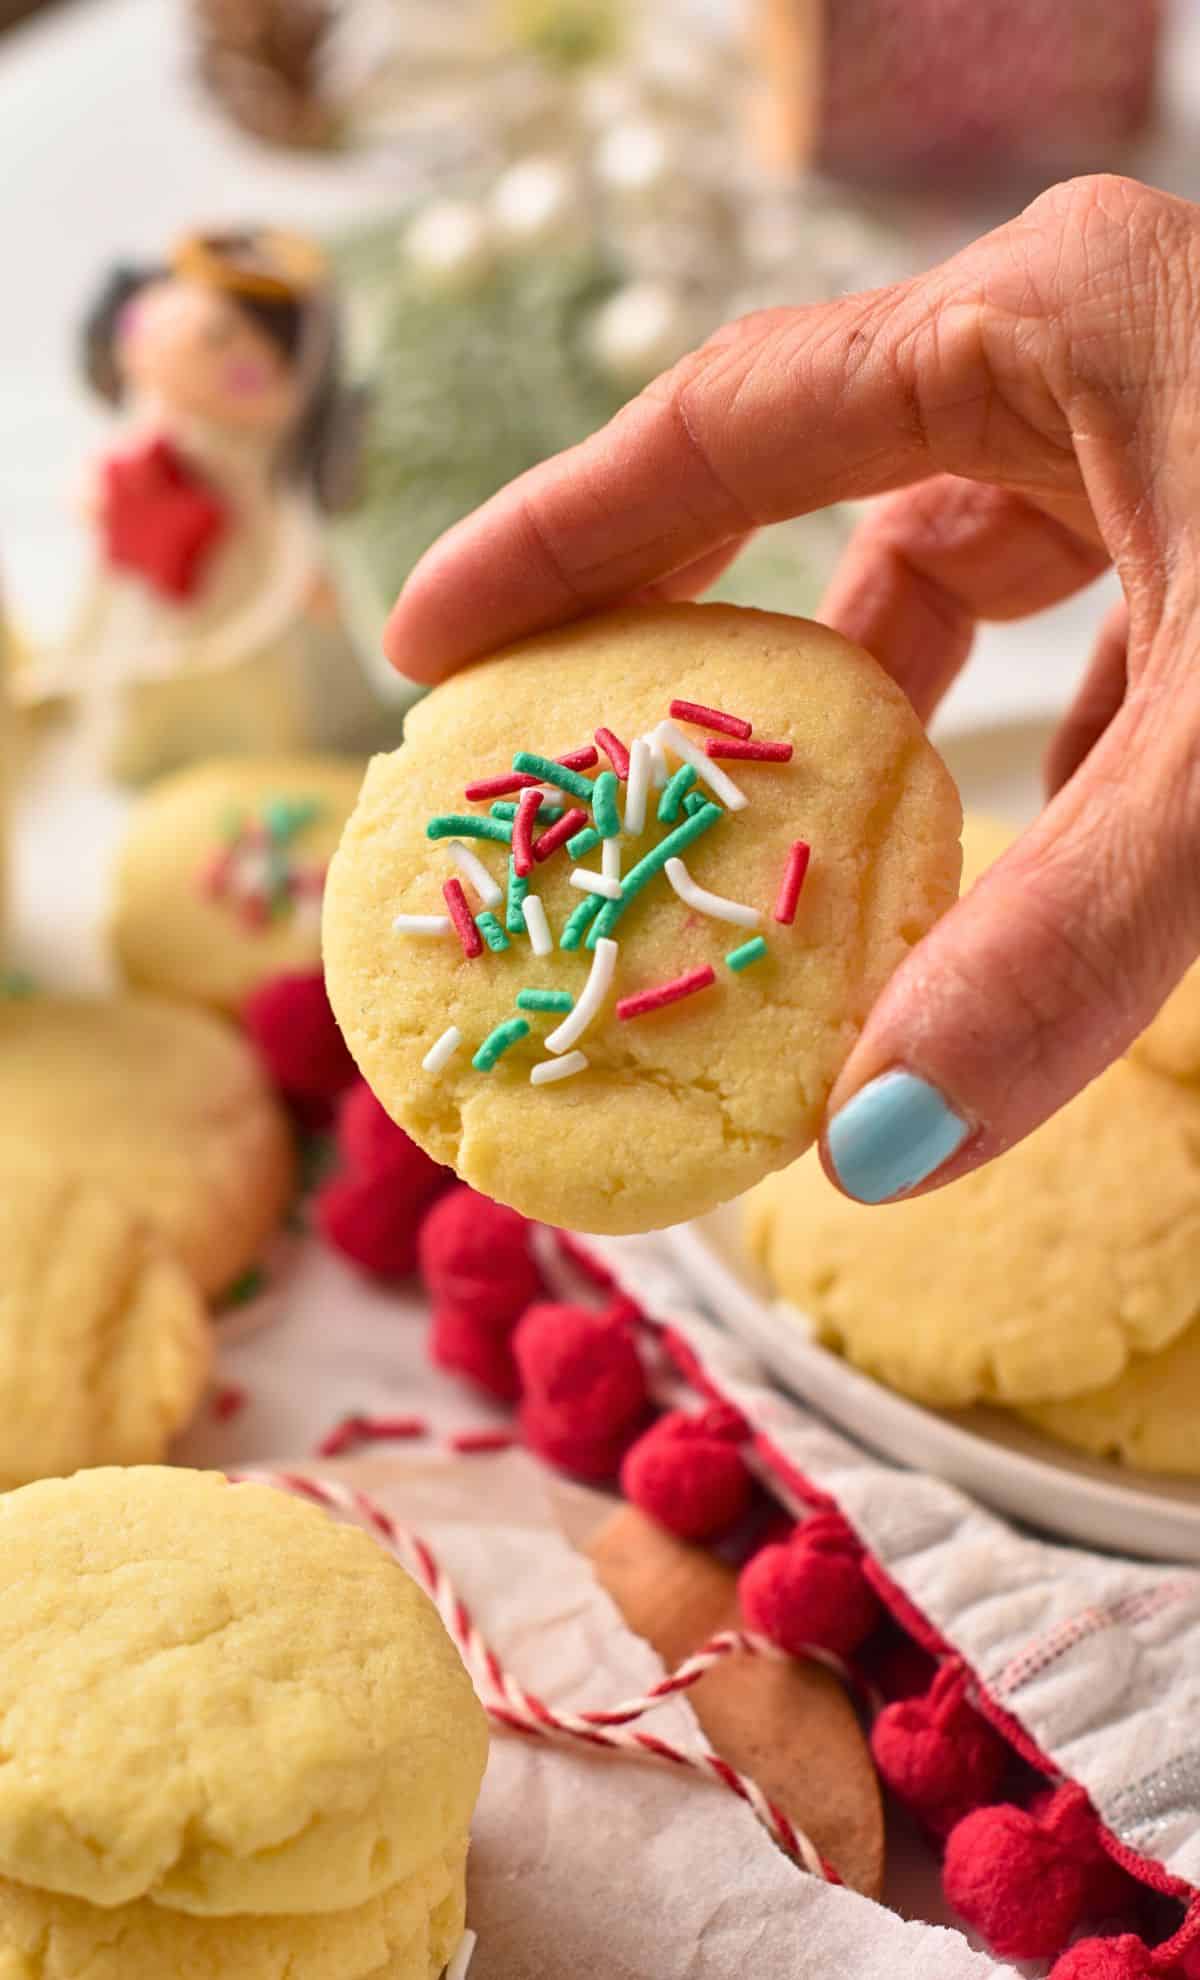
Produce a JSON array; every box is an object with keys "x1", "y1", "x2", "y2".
[
  {"x1": 664, "y1": 856, "x2": 761, "y2": 928},
  {"x1": 545, "y1": 937, "x2": 617, "y2": 1053},
  {"x1": 655, "y1": 718, "x2": 748, "y2": 811},
  {"x1": 446, "y1": 840, "x2": 502, "y2": 909},
  {"x1": 531, "y1": 1049, "x2": 589, "y2": 1085},
  {"x1": 521, "y1": 893, "x2": 553, "y2": 956},
  {"x1": 393, "y1": 913, "x2": 452, "y2": 935},
  {"x1": 624, "y1": 737, "x2": 651, "y2": 834},
  {"x1": 422, "y1": 1025, "x2": 462, "y2": 1074},
  {"x1": 602, "y1": 835, "x2": 622, "y2": 883},
  {"x1": 570, "y1": 868, "x2": 622, "y2": 901},
  {"x1": 645, "y1": 729, "x2": 670, "y2": 788},
  {"x1": 445, "y1": 1930, "x2": 478, "y2": 1980}
]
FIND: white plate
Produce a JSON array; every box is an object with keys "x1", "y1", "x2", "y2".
[{"x1": 664, "y1": 718, "x2": 1200, "y2": 1565}]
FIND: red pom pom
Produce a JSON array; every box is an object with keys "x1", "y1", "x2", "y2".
[
  {"x1": 943, "y1": 1792, "x2": 1099, "y2": 1961},
  {"x1": 513, "y1": 1302, "x2": 648, "y2": 1439},
  {"x1": 315, "y1": 1170, "x2": 425, "y2": 1279},
  {"x1": 242, "y1": 970, "x2": 358, "y2": 1102},
  {"x1": 738, "y1": 1513, "x2": 882, "y2": 1660},
  {"x1": 871, "y1": 1664, "x2": 1008, "y2": 1837},
  {"x1": 417, "y1": 1186, "x2": 540, "y2": 1327},
  {"x1": 430, "y1": 1304, "x2": 521, "y2": 1402},
  {"x1": 519, "y1": 1399, "x2": 637, "y2": 1482},
  {"x1": 337, "y1": 1082, "x2": 447, "y2": 1193},
  {"x1": 620, "y1": 1406, "x2": 752, "y2": 1541},
  {"x1": 1050, "y1": 1939, "x2": 1158, "y2": 1980}
]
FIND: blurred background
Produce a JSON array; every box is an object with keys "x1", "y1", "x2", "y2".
[{"x1": 1, "y1": 0, "x2": 1197, "y2": 740}]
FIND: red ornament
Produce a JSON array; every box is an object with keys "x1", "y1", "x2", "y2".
[
  {"x1": 430, "y1": 1303, "x2": 521, "y2": 1403},
  {"x1": 871, "y1": 1663, "x2": 1008, "y2": 1838},
  {"x1": 513, "y1": 1302, "x2": 649, "y2": 1440},
  {"x1": 314, "y1": 1168, "x2": 428, "y2": 1279},
  {"x1": 737, "y1": 1512, "x2": 882, "y2": 1660},
  {"x1": 1049, "y1": 1939, "x2": 1158, "y2": 1980},
  {"x1": 519, "y1": 1399, "x2": 638, "y2": 1482},
  {"x1": 943, "y1": 1787, "x2": 1110, "y2": 1961},
  {"x1": 620, "y1": 1406, "x2": 753, "y2": 1542},
  {"x1": 242, "y1": 969, "x2": 358, "y2": 1103},
  {"x1": 337, "y1": 1081, "x2": 447, "y2": 1193},
  {"x1": 417, "y1": 1186, "x2": 540, "y2": 1328},
  {"x1": 101, "y1": 436, "x2": 228, "y2": 600}
]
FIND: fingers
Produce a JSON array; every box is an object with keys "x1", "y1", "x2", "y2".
[
  {"x1": 629, "y1": 537, "x2": 752, "y2": 606},
  {"x1": 821, "y1": 678, "x2": 1200, "y2": 1204},
  {"x1": 820, "y1": 479, "x2": 1108, "y2": 722},
  {"x1": 1044, "y1": 596, "x2": 1129, "y2": 795},
  {"x1": 384, "y1": 229, "x2": 1082, "y2": 681}
]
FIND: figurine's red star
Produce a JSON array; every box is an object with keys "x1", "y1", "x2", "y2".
[{"x1": 101, "y1": 436, "x2": 228, "y2": 601}]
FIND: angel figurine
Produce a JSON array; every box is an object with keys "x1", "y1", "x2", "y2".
[{"x1": 38, "y1": 227, "x2": 393, "y2": 782}]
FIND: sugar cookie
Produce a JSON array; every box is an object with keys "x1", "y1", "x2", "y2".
[
  {"x1": 324, "y1": 603, "x2": 961, "y2": 1233},
  {"x1": 0, "y1": 1166, "x2": 211, "y2": 1489},
  {"x1": 1019, "y1": 1317, "x2": 1200, "y2": 1476},
  {"x1": 958, "y1": 811, "x2": 1016, "y2": 890},
  {"x1": 111, "y1": 756, "x2": 363, "y2": 1014},
  {"x1": 1130, "y1": 960, "x2": 1200, "y2": 1083},
  {"x1": 744, "y1": 1058, "x2": 1200, "y2": 1407},
  {"x1": 0, "y1": 1468, "x2": 488, "y2": 1916},
  {"x1": 0, "y1": 993, "x2": 294, "y2": 1297}
]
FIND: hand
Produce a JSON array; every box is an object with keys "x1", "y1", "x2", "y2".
[{"x1": 385, "y1": 174, "x2": 1200, "y2": 1203}]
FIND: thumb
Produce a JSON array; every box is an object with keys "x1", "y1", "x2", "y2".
[{"x1": 820, "y1": 688, "x2": 1199, "y2": 1203}]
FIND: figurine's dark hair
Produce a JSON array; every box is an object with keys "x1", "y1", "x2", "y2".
[{"x1": 80, "y1": 259, "x2": 365, "y2": 514}]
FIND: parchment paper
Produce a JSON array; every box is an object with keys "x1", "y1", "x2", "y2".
[{"x1": 327, "y1": 1448, "x2": 1019, "y2": 1980}]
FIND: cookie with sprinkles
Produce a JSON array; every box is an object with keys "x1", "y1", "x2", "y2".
[
  {"x1": 323, "y1": 603, "x2": 962, "y2": 1233},
  {"x1": 111, "y1": 756, "x2": 364, "y2": 1015}
]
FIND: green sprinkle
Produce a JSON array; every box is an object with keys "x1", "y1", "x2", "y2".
[
  {"x1": 592, "y1": 770, "x2": 621, "y2": 837},
  {"x1": 263, "y1": 795, "x2": 322, "y2": 843},
  {"x1": 659, "y1": 764, "x2": 697, "y2": 823},
  {"x1": 505, "y1": 858, "x2": 529, "y2": 934},
  {"x1": 512, "y1": 751, "x2": 595, "y2": 803},
  {"x1": 560, "y1": 893, "x2": 603, "y2": 950},
  {"x1": 567, "y1": 824, "x2": 603, "y2": 860},
  {"x1": 682, "y1": 789, "x2": 710, "y2": 817},
  {"x1": 476, "y1": 910, "x2": 511, "y2": 952},
  {"x1": 427, "y1": 813, "x2": 514, "y2": 845},
  {"x1": 492, "y1": 798, "x2": 562, "y2": 823},
  {"x1": 225, "y1": 1264, "x2": 266, "y2": 1307},
  {"x1": 726, "y1": 935, "x2": 768, "y2": 972},
  {"x1": 587, "y1": 802, "x2": 724, "y2": 946},
  {"x1": 472, "y1": 1016, "x2": 530, "y2": 1071},
  {"x1": 517, "y1": 987, "x2": 575, "y2": 1012}
]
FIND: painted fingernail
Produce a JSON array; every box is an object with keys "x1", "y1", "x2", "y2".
[{"x1": 825, "y1": 1071, "x2": 970, "y2": 1204}]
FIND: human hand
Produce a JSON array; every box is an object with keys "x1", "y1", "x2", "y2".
[{"x1": 385, "y1": 175, "x2": 1200, "y2": 1203}]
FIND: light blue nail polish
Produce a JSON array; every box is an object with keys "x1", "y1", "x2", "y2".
[{"x1": 826, "y1": 1071, "x2": 969, "y2": 1204}]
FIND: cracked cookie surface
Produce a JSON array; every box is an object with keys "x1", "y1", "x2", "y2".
[{"x1": 324, "y1": 603, "x2": 961, "y2": 1233}]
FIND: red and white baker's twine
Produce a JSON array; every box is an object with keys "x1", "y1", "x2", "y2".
[{"x1": 237, "y1": 1468, "x2": 830, "y2": 1880}]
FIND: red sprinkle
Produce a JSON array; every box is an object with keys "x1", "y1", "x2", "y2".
[
  {"x1": 617, "y1": 964, "x2": 716, "y2": 1022},
  {"x1": 705, "y1": 737, "x2": 793, "y2": 762},
  {"x1": 359, "y1": 1414, "x2": 429, "y2": 1442},
  {"x1": 557, "y1": 745, "x2": 598, "y2": 772},
  {"x1": 464, "y1": 771, "x2": 541, "y2": 801},
  {"x1": 669, "y1": 698, "x2": 752, "y2": 740},
  {"x1": 512, "y1": 787, "x2": 542, "y2": 877},
  {"x1": 316, "y1": 1416, "x2": 363, "y2": 1458},
  {"x1": 443, "y1": 877, "x2": 484, "y2": 957},
  {"x1": 533, "y1": 805, "x2": 589, "y2": 863},
  {"x1": 211, "y1": 1384, "x2": 247, "y2": 1423},
  {"x1": 774, "y1": 841, "x2": 811, "y2": 924},
  {"x1": 449, "y1": 1428, "x2": 519, "y2": 1454},
  {"x1": 594, "y1": 727, "x2": 630, "y2": 779}
]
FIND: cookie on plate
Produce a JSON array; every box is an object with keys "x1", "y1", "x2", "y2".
[
  {"x1": 0, "y1": 1468, "x2": 488, "y2": 1928},
  {"x1": 0, "y1": 1165, "x2": 211, "y2": 1489},
  {"x1": 324, "y1": 603, "x2": 962, "y2": 1234},
  {"x1": 743, "y1": 1058, "x2": 1200, "y2": 1407},
  {"x1": 0, "y1": 993, "x2": 294, "y2": 1297},
  {"x1": 1019, "y1": 1317, "x2": 1200, "y2": 1477},
  {"x1": 111, "y1": 756, "x2": 364, "y2": 1015}
]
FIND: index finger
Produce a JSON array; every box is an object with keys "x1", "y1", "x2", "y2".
[{"x1": 383, "y1": 223, "x2": 1076, "y2": 682}]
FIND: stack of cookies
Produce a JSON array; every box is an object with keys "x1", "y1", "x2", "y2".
[
  {"x1": 745, "y1": 814, "x2": 1200, "y2": 1478},
  {"x1": 0, "y1": 1467, "x2": 488, "y2": 1979}
]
